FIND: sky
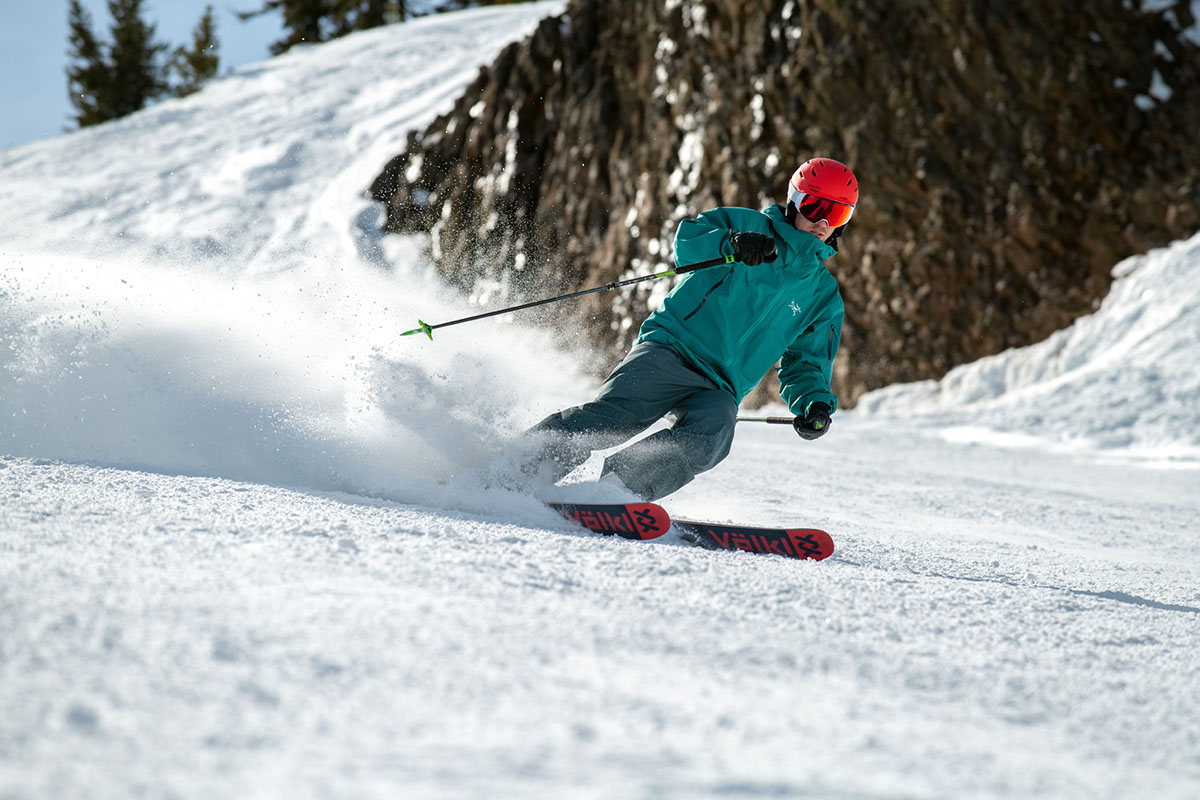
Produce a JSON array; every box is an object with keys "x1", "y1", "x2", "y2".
[{"x1": 0, "y1": 1, "x2": 284, "y2": 151}]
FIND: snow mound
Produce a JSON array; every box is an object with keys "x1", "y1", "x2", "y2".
[{"x1": 857, "y1": 231, "x2": 1200, "y2": 464}]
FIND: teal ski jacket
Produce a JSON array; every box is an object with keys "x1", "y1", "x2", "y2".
[{"x1": 637, "y1": 204, "x2": 843, "y2": 416}]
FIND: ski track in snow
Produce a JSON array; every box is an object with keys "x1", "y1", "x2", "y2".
[{"x1": 2, "y1": 3, "x2": 1199, "y2": 799}]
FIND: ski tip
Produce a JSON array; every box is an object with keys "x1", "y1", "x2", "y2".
[
  {"x1": 625, "y1": 503, "x2": 671, "y2": 540},
  {"x1": 796, "y1": 528, "x2": 835, "y2": 560}
]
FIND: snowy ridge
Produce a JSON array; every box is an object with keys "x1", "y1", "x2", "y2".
[
  {"x1": 0, "y1": 2, "x2": 565, "y2": 277},
  {"x1": 857, "y1": 233, "x2": 1200, "y2": 464},
  {"x1": 2, "y1": 4, "x2": 1199, "y2": 799}
]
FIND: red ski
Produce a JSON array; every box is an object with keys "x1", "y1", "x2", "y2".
[
  {"x1": 547, "y1": 501, "x2": 671, "y2": 540},
  {"x1": 547, "y1": 501, "x2": 833, "y2": 560},
  {"x1": 673, "y1": 519, "x2": 835, "y2": 561}
]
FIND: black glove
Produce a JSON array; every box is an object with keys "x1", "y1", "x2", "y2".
[
  {"x1": 793, "y1": 402, "x2": 832, "y2": 440},
  {"x1": 730, "y1": 232, "x2": 778, "y2": 266}
]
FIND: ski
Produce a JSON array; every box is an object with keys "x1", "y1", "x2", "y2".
[
  {"x1": 673, "y1": 519, "x2": 835, "y2": 561},
  {"x1": 546, "y1": 501, "x2": 671, "y2": 540},
  {"x1": 546, "y1": 501, "x2": 834, "y2": 560}
]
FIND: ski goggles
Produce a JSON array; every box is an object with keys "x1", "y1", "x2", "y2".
[{"x1": 789, "y1": 189, "x2": 855, "y2": 228}]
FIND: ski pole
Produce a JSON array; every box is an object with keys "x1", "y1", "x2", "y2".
[
  {"x1": 400, "y1": 254, "x2": 735, "y2": 340},
  {"x1": 736, "y1": 416, "x2": 795, "y2": 425}
]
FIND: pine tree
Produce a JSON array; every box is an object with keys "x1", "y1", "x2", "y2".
[
  {"x1": 332, "y1": 0, "x2": 395, "y2": 35},
  {"x1": 235, "y1": 0, "x2": 520, "y2": 57},
  {"x1": 67, "y1": 0, "x2": 113, "y2": 126},
  {"x1": 434, "y1": 0, "x2": 519, "y2": 10},
  {"x1": 238, "y1": 0, "x2": 329, "y2": 55},
  {"x1": 65, "y1": 0, "x2": 170, "y2": 127},
  {"x1": 105, "y1": 0, "x2": 170, "y2": 117},
  {"x1": 172, "y1": 6, "x2": 220, "y2": 97},
  {"x1": 239, "y1": 1, "x2": 411, "y2": 55}
]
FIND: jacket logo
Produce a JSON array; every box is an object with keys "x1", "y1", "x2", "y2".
[{"x1": 788, "y1": 300, "x2": 804, "y2": 317}]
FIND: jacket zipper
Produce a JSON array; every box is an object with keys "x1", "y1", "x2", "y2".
[{"x1": 733, "y1": 284, "x2": 792, "y2": 354}]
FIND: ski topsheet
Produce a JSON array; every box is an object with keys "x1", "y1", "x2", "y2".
[
  {"x1": 546, "y1": 502, "x2": 833, "y2": 560},
  {"x1": 673, "y1": 519, "x2": 835, "y2": 561},
  {"x1": 546, "y1": 502, "x2": 671, "y2": 540}
]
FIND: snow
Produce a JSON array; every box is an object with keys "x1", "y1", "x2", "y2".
[
  {"x1": 1, "y1": 3, "x2": 1199, "y2": 799},
  {"x1": 857, "y1": 233, "x2": 1200, "y2": 465},
  {"x1": 0, "y1": 2, "x2": 578, "y2": 506},
  {"x1": 1149, "y1": 67, "x2": 1173, "y2": 102}
]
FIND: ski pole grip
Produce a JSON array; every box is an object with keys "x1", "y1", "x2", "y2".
[{"x1": 674, "y1": 254, "x2": 736, "y2": 274}]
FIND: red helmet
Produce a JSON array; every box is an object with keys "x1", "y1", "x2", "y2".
[{"x1": 788, "y1": 158, "x2": 859, "y2": 206}]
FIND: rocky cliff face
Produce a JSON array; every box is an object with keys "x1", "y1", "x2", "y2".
[{"x1": 371, "y1": 0, "x2": 1200, "y2": 406}]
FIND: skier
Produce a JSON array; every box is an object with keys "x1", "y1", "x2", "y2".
[{"x1": 521, "y1": 157, "x2": 857, "y2": 501}]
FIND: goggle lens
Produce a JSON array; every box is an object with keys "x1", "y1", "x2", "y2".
[{"x1": 793, "y1": 192, "x2": 855, "y2": 228}]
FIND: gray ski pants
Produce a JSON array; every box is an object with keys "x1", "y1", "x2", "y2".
[{"x1": 525, "y1": 341, "x2": 738, "y2": 501}]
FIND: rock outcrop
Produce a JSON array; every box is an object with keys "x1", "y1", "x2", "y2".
[{"x1": 372, "y1": 0, "x2": 1200, "y2": 405}]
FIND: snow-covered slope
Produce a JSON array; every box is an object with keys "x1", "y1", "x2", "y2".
[
  {"x1": 1, "y1": 5, "x2": 1198, "y2": 799},
  {"x1": 858, "y1": 233, "x2": 1200, "y2": 463},
  {"x1": 0, "y1": 2, "x2": 580, "y2": 509},
  {"x1": 0, "y1": 2, "x2": 557, "y2": 277}
]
